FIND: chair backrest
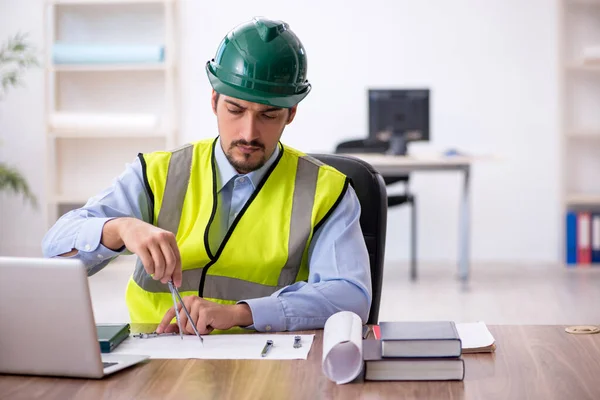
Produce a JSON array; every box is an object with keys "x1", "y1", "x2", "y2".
[{"x1": 309, "y1": 153, "x2": 387, "y2": 325}]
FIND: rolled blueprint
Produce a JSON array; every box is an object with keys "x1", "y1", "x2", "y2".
[{"x1": 321, "y1": 311, "x2": 364, "y2": 384}]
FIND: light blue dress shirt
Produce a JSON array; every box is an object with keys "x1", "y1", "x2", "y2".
[{"x1": 42, "y1": 139, "x2": 372, "y2": 332}]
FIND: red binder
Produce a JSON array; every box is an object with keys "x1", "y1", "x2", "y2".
[{"x1": 577, "y1": 212, "x2": 592, "y2": 266}]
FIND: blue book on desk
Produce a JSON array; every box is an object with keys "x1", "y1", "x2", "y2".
[{"x1": 566, "y1": 211, "x2": 577, "y2": 265}]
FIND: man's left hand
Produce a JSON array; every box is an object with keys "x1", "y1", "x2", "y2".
[{"x1": 155, "y1": 296, "x2": 254, "y2": 335}]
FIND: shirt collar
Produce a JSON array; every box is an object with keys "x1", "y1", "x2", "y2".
[{"x1": 214, "y1": 138, "x2": 281, "y2": 193}]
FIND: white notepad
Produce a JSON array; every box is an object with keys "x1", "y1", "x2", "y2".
[
  {"x1": 456, "y1": 321, "x2": 496, "y2": 353},
  {"x1": 111, "y1": 333, "x2": 314, "y2": 360}
]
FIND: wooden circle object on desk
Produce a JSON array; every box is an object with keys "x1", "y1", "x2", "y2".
[{"x1": 565, "y1": 325, "x2": 600, "y2": 334}]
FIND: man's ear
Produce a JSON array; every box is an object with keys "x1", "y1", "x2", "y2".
[
  {"x1": 211, "y1": 90, "x2": 219, "y2": 115},
  {"x1": 286, "y1": 105, "x2": 298, "y2": 125}
]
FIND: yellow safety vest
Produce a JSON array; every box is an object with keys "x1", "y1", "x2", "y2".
[{"x1": 124, "y1": 138, "x2": 349, "y2": 329}]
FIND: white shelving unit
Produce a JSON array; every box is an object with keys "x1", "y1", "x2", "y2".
[
  {"x1": 43, "y1": 0, "x2": 178, "y2": 227},
  {"x1": 560, "y1": 0, "x2": 600, "y2": 260}
]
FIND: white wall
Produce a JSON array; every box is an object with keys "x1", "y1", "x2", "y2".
[
  {"x1": 0, "y1": 0, "x2": 46, "y2": 256},
  {"x1": 0, "y1": 0, "x2": 560, "y2": 264}
]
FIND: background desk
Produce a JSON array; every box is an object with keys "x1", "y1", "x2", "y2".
[
  {"x1": 342, "y1": 153, "x2": 475, "y2": 284},
  {"x1": 2, "y1": 326, "x2": 599, "y2": 399}
]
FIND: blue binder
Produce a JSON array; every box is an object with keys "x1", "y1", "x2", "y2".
[
  {"x1": 566, "y1": 211, "x2": 577, "y2": 265},
  {"x1": 592, "y1": 213, "x2": 600, "y2": 264}
]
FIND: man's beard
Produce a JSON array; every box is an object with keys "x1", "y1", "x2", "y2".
[{"x1": 225, "y1": 139, "x2": 267, "y2": 174}]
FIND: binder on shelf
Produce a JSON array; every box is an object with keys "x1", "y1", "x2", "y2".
[
  {"x1": 592, "y1": 214, "x2": 600, "y2": 264},
  {"x1": 577, "y1": 212, "x2": 591, "y2": 265},
  {"x1": 566, "y1": 211, "x2": 578, "y2": 265}
]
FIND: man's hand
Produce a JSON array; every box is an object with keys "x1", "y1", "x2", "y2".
[
  {"x1": 155, "y1": 296, "x2": 253, "y2": 335},
  {"x1": 102, "y1": 217, "x2": 182, "y2": 287}
]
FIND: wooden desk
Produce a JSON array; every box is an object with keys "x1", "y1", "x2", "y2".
[
  {"x1": 342, "y1": 153, "x2": 480, "y2": 285},
  {"x1": 2, "y1": 325, "x2": 599, "y2": 399}
]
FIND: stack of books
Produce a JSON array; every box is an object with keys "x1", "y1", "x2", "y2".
[{"x1": 363, "y1": 321, "x2": 465, "y2": 381}]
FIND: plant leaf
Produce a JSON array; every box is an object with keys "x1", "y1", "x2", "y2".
[{"x1": 0, "y1": 163, "x2": 38, "y2": 208}]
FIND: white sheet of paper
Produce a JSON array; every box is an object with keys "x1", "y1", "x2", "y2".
[
  {"x1": 111, "y1": 333, "x2": 314, "y2": 360},
  {"x1": 321, "y1": 311, "x2": 364, "y2": 385},
  {"x1": 455, "y1": 321, "x2": 495, "y2": 349}
]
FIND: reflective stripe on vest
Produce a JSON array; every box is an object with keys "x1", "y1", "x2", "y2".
[{"x1": 132, "y1": 150, "x2": 320, "y2": 301}]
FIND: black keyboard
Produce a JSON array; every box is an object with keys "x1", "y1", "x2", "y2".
[{"x1": 103, "y1": 362, "x2": 118, "y2": 368}]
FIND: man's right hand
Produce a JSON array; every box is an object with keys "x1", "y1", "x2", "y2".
[{"x1": 102, "y1": 218, "x2": 182, "y2": 287}]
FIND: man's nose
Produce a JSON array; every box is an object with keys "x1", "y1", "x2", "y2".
[{"x1": 239, "y1": 115, "x2": 261, "y2": 143}]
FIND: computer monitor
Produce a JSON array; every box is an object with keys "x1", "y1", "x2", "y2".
[{"x1": 368, "y1": 89, "x2": 430, "y2": 155}]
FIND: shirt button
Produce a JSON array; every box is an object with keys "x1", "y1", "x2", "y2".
[
  {"x1": 238, "y1": 177, "x2": 246, "y2": 184},
  {"x1": 265, "y1": 325, "x2": 272, "y2": 331},
  {"x1": 97, "y1": 254, "x2": 103, "y2": 259},
  {"x1": 84, "y1": 244, "x2": 91, "y2": 251}
]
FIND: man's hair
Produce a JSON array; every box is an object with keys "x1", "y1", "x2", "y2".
[{"x1": 214, "y1": 92, "x2": 292, "y2": 117}]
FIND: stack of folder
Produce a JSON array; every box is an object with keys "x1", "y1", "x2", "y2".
[
  {"x1": 363, "y1": 321, "x2": 465, "y2": 381},
  {"x1": 566, "y1": 211, "x2": 600, "y2": 266}
]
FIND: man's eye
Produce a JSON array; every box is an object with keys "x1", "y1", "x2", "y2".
[
  {"x1": 262, "y1": 114, "x2": 276, "y2": 120},
  {"x1": 227, "y1": 108, "x2": 243, "y2": 114}
]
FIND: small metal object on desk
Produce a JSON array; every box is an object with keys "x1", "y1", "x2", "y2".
[
  {"x1": 132, "y1": 332, "x2": 178, "y2": 339},
  {"x1": 293, "y1": 335, "x2": 302, "y2": 348},
  {"x1": 261, "y1": 339, "x2": 274, "y2": 357}
]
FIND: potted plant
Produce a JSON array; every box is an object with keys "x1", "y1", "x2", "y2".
[{"x1": 0, "y1": 32, "x2": 39, "y2": 207}]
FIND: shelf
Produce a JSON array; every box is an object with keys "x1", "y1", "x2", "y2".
[
  {"x1": 49, "y1": 127, "x2": 170, "y2": 138},
  {"x1": 565, "y1": 0, "x2": 600, "y2": 6},
  {"x1": 43, "y1": 0, "x2": 178, "y2": 227},
  {"x1": 566, "y1": 194, "x2": 600, "y2": 205},
  {"x1": 566, "y1": 63, "x2": 600, "y2": 72},
  {"x1": 50, "y1": 63, "x2": 169, "y2": 72},
  {"x1": 47, "y1": 0, "x2": 172, "y2": 4},
  {"x1": 567, "y1": 130, "x2": 600, "y2": 138}
]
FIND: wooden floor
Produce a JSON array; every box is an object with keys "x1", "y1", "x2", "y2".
[{"x1": 89, "y1": 256, "x2": 600, "y2": 326}]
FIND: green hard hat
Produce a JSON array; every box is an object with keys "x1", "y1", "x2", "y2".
[{"x1": 206, "y1": 17, "x2": 311, "y2": 108}]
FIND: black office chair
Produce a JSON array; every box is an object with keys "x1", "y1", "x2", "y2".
[
  {"x1": 334, "y1": 139, "x2": 417, "y2": 280},
  {"x1": 310, "y1": 153, "x2": 387, "y2": 325}
]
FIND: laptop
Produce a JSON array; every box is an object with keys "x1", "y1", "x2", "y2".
[{"x1": 0, "y1": 256, "x2": 149, "y2": 379}]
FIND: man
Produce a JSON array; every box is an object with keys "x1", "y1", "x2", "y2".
[{"x1": 42, "y1": 17, "x2": 371, "y2": 335}]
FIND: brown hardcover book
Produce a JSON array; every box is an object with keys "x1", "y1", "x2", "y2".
[{"x1": 363, "y1": 339, "x2": 465, "y2": 381}]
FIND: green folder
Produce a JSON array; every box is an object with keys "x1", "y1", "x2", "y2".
[{"x1": 96, "y1": 323, "x2": 130, "y2": 353}]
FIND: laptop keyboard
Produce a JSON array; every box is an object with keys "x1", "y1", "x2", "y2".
[{"x1": 103, "y1": 362, "x2": 118, "y2": 368}]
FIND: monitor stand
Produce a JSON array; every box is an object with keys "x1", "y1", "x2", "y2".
[{"x1": 387, "y1": 133, "x2": 407, "y2": 155}]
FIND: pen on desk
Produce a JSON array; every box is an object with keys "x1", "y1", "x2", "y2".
[
  {"x1": 293, "y1": 335, "x2": 302, "y2": 348},
  {"x1": 261, "y1": 340, "x2": 273, "y2": 357}
]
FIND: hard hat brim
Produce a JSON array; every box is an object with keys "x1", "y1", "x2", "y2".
[{"x1": 206, "y1": 61, "x2": 311, "y2": 109}]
